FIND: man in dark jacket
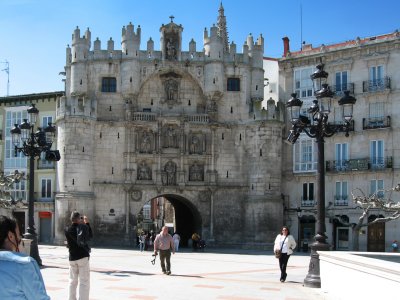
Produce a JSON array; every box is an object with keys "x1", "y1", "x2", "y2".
[{"x1": 65, "y1": 211, "x2": 93, "y2": 300}]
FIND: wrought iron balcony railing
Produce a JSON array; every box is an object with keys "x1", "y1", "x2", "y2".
[
  {"x1": 301, "y1": 198, "x2": 316, "y2": 207},
  {"x1": 362, "y1": 116, "x2": 390, "y2": 130},
  {"x1": 326, "y1": 156, "x2": 393, "y2": 172},
  {"x1": 334, "y1": 195, "x2": 348, "y2": 206},
  {"x1": 332, "y1": 83, "x2": 355, "y2": 96},
  {"x1": 329, "y1": 120, "x2": 355, "y2": 133},
  {"x1": 362, "y1": 77, "x2": 391, "y2": 92}
]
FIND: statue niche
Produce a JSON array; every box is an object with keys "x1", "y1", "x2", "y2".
[
  {"x1": 166, "y1": 38, "x2": 177, "y2": 60},
  {"x1": 189, "y1": 162, "x2": 204, "y2": 181},
  {"x1": 139, "y1": 131, "x2": 153, "y2": 153},
  {"x1": 162, "y1": 161, "x2": 177, "y2": 186},
  {"x1": 137, "y1": 161, "x2": 152, "y2": 181},
  {"x1": 162, "y1": 125, "x2": 179, "y2": 148},
  {"x1": 164, "y1": 79, "x2": 178, "y2": 101},
  {"x1": 189, "y1": 135, "x2": 202, "y2": 154}
]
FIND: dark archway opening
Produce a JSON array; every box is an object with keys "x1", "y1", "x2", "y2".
[{"x1": 136, "y1": 194, "x2": 201, "y2": 248}]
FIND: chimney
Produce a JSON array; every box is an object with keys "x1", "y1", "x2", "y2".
[{"x1": 282, "y1": 37, "x2": 290, "y2": 57}]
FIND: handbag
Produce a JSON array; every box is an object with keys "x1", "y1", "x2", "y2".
[{"x1": 275, "y1": 236, "x2": 287, "y2": 259}]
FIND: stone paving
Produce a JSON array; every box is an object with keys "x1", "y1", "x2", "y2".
[{"x1": 39, "y1": 245, "x2": 331, "y2": 300}]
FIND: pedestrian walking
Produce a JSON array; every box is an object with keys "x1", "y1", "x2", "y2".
[
  {"x1": 65, "y1": 211, "x2": 93, "y2": 300},
  {"x1": 273, "y1": 226, "x2": 296, "y2": 282},
  {"x1": 173, "y1": 232, "x2": 180, "y2": 252},
  {"x1": 154, "y1": 226, "x2": 175, "y2": 275},
  {"x1": 0, "y1": 215, "x2": 50, "y2": 299},
  {"x1": 392, "y1": 240, "x2": 398, "y2": 252},
  {"x1": 139, "y1": 232, "x2": 146, "y2": 252}
]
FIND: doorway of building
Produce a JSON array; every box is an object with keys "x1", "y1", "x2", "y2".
[
  {"x1": 136, "y1": 194, "x2": 201, "y2": 248},
  {"x1": 299, "y1": 215, "x2": 315, "y2": 252},
  {"x1": 367, "y1": 215, "x2": 385, "y2": 252}
]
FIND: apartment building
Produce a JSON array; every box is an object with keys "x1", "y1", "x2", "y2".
[{"x1": 279, "y1": 31, "x2": 400, "y2": 251}]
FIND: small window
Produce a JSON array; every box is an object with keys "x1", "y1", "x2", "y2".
[
  {"x1": 227, "y1": 78, "x2": 240, "y2": 91},
  {"x1": 101, "y1": 77, "x2": 117, "y2": 92}
]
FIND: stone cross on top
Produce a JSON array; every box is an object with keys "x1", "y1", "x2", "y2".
[{"x1": 169, "y1": 15, "x2": 175, "y2": 23}]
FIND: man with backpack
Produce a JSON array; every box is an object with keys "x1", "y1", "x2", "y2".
[{"x1": 65, "y1": 211, "x2": 93, "y2": 300}]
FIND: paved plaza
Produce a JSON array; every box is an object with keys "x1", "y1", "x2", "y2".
[{"x1": 39, "y1": 245, "x2": 331, "y2": 300}]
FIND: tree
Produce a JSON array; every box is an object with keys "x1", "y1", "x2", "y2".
[
  {"x1": 329, "y1": 184, "x2": 400, "y2": 251},
  {"x1": 0, "y1": 170, "x2": 26, "y2": 209}
]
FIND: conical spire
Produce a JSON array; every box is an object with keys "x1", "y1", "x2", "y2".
[{"x1": 217, "y1": 2, "x2": 229, "y2": 53}]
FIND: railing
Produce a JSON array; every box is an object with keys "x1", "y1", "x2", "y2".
[
  {"x1": 301, "y1": 198, "x2": 316, "y2": 207},
  {"x1": 326, "y1": 156, "x2": 393, "y2": 172},
  {"x1": 332, "y1": 83, "x2": 355, "y2": 96},
  {"x1": 362, "y1": 116, "x2": 390, "y2": 130},
  {"x1": 334, "y1": 196, "x2": 348, "y2": 206},
  {"x1": 329, "y1": 120, "x2": 355, "y2": 133},
  {"x1": 37, "y1": 160, "x2": 55, "y2": 169},
  {"x1": 362, "y1": 77, "x2": 391, "y2": 92},
  {"x1": 187, "y1": 114, "x2": 209, "y2": 123},
  {"x1": 132, "y1": 112, "x2": 157, "y2": 122}
]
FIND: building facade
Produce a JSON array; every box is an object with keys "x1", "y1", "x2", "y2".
[
  {"x1": 54, "y1": 5, "x2": 284, "y2": 247},
  {"x1": 279, "y1": 31, "x2": 400, "y2": 252},
  {"x1": 0, "y1": 92, "x2": 63, "y2": 243}
]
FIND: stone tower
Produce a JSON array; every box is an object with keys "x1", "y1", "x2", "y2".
[{"x1": 55, "y1": 4, "x2": 284, "y2": 248}]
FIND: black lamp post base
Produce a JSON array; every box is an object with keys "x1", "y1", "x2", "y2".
[
  {"x1": 304, "y1": 241, "x2": 330, "y2": 288},
  {"x1": 23, "y1": 231, "x2": 42, "y2": 266}
]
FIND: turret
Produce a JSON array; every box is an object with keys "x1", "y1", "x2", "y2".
[
  {"x1": 107, "y1": 37, "x2": 114, "y2": 51},
  {"x1": 71, "y1": 26, "x2": 90, "y2": 94},
  {"x1": 121, "y1": 23, "x2": 141, "y2": 94},
  {"x1": 189, "y1": 38, "x2": 196, "y2": 54},
  {"x1": 203, "y1": 24, "x2": 224, "y2": 96},
  {"x1": 93, "y1": 37, "x2": 101, "y2": 51},
  {"x1": 121, "y1": 22, "x2": 141, "y2": 57},
  {"x1": 250, "y1": 34, "x2": 264, "y2": 104},
  {"x1": 147, "y1": 37, "x2": 154, "y2": 57}
]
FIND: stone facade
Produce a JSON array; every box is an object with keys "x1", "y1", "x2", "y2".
[
  {"x1": 54, "y1": 5, "x2": 284, "y2": 248},
  {"x1": 279, "y1": 31, "x2": 400, "y2": 252}
]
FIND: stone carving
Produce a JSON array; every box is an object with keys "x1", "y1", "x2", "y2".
[
  {"x1": 189, "y1": 135, "x2": 202, "y2": 154},
  {"x1": 207, "y1": 101, "x2": 218, "y2": 113},
  {"x1": 164, "y1": 79, "x2": 178, "y2": 101},
  {"x1": 130, "y1": 189, "x2": 142, "y2": 202},
  {"x1": 137, "y1": 162, "x2": 152, "y2": 180},
  {"x1": 166, "y1": 38, "x2": 177, "y2": 60},
  {"x1": 162, "y1": 161, "x2": 176, "y2": 185},
  {"x1": 140, "y1": 131, "x2": 152, "y2": 153},
  {"x1": 163, "y1": 125, "x2": 178, "y2": 148},
  {"x1": 189, "y1": 162, "x2": 204, "y2": 181}
]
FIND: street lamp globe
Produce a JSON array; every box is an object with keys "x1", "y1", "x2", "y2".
[
  {"x1": 339, "y1": 90, "x2": 357, "y2": 122},
  {"x1": 286, "y1": 93, "x2": 303, "y2": 123},
  {"x1": 27, "y1": 104, "x2": 39, "y2": 125}
]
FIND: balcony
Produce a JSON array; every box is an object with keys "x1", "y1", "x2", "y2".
[
  {"x1": 326, "y1": 157, "x2": 393, "y2": 173},
  {"x1": 132, "y1": 112, "x2": 157, "y2": 122},
  {"x1": 362, "y1": 77, "x2": 391, "y2": 93},
  {"x1": 329, "y1": 120, "x2": 355, "y2": 133},
  {"x1": 362, "y1": 116, "x2": 390, "y2": 130},
  {"x1": 301, "y1": 198, "x2": 316, "y2": 207},
  {"x1": 37, "y1": 159, "x2": 55, "y2": 170},
  {"x1": 332, "y1": 83, "x2": 355, "y2": 96},
  {"x1": 334, "y1": 195, "x2": 348, "y2": 206}
]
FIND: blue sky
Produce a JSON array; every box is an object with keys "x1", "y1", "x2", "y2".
[{"x1": 0, "y1": 0, "x2": 399, "y2": 96}]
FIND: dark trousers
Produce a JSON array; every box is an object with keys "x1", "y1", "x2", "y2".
[
  {"x1": 278, "y1": 253, "x2": 290, "y2": 280},
  {"x1": 159, "y1": 249, "x2": 171, "y2": 272}
]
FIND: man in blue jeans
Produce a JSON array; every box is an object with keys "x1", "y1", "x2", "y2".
[
  {"x1": 154, "y1": 226, "x2": 175, "y2": 275},
  {"x1": 65, "y1": 211, "x2": 93, "y2": 300}
]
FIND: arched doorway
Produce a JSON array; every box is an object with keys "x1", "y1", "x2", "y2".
[
  {"x1": 136, "y1": 194, "x2": 202, "y2": 248},
  {"x1": 367, "y1": 214, "x2": 385, "y2": 252}
]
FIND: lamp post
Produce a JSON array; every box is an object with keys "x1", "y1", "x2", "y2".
[
  {"x1": 286, "y1": 63, "x2": 356, "y2": 288},
  {"x1": 10, "y1": 104, "x2": 61, "y2": 266}
]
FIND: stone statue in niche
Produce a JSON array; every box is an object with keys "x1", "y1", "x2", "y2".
[
  {"x1": 164, "y1": 79, "x2": 178, "y2": 101},
  {"x1": 207, "y1": 101, "x2": 218, "y2": 113},
  {"x1": 162, "y1": 161, "x2": 176, "y2": 185},
  {"x1": 137, "y1": 162, "x2": 152, "y2": 180},
  {"x1": 189, "y1": 135, "x2": 201, "y2": 154},
  {"x1": 189, "y1": 162, "x2": 203, "y2": 181},
  {"x1": 140, "y1": 131, "x2": 152, "y2": 153},
  {"x1": 166, "y1": 38, "x2": 177, "y2": 60},
  {"x1": 164, "y1": 125, "x2": 178, "y2": 148}
]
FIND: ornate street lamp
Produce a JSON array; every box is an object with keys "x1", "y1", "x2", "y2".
[
  {"x1": 10, "y1": 104, "x2": 61, "y2": 265},
  {"x1": 286, "y1": 63, "x2": 356, "y2": 288}
]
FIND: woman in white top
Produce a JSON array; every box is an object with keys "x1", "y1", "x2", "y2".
[{"x1": 273, "y1": 226, "x2": 297, "y2": 282}]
